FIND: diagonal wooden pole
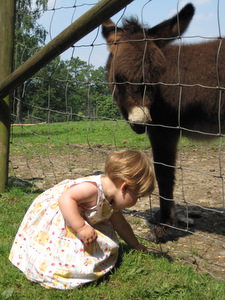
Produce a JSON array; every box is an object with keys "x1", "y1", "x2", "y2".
[{"x1": 0, "y1": 0, "x2": 133, "y2": 100}]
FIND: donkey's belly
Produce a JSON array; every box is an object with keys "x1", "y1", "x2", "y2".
[{"x1": 182, "y1": 120, "x2": 225, "y2": 139}]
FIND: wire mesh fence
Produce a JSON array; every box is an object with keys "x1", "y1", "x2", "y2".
[{"x1": 8, "y1": 0, "x2": 225, "y2": 281}]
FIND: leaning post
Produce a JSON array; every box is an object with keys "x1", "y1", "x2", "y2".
[{"x1": 0, "y1": 0, "x2": 16, "y2": 192}]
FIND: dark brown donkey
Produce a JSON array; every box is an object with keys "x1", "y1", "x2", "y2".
[{"x1": 102, "y1": 3, "x2": 225, "y2": 241}]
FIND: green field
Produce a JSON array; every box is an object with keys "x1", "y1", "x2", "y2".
[
  {"x1": 10, "y1": 120, "x2": 223, "y2": 153},
  {"x1": 10, "y1": 120, "x2": 151, "y2": 154}
]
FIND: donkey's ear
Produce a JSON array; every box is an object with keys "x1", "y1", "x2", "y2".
[
  {"x1": 102, "y1": 19, "x2": 116, "y2": 39},
  {"x1": 148, "y1": 3, "x2": 195, "y2": 47},
  {"x1": 102, "y1": 19, "x2": 124, "y2": 54}
]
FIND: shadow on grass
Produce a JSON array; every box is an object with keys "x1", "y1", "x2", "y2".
[
  {"x1": 123, "y1": 204, "x2": 225, "y2": 243},
  {"x1": 7, "y1": 176, "x2": 44, "y2": 194}
]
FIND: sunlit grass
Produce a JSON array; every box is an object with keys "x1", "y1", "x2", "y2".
[
  {"x1": 1, "y1": 184, "x2": 225, "y2": 299},
  {"x1": 10, "y1": 120, "x2": 150, "y2": 156},
  {"x1": 11, "y1": 120, "x2": 224, "y2": 152}
]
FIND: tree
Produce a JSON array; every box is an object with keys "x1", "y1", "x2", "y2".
[
  {"x1": 14, "y1": 0, "x2": 47, "y2": 123},
  {"x1": 12, "y1": 1, "x2": 121, "y2": 123},
  {"x1": 24, "y1": 56, "x2": 121, "y2": 122},
  {"x1": 89, "y1": 66, "x2": 121, "y2": 119}
]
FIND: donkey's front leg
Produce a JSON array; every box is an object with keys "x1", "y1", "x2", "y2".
[{"x1": 148, "y1": 127, "x2": 179, "y2": 241}]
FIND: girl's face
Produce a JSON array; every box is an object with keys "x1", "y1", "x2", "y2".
[{"x1": 110, "y1": 183, "x2": 137, "y2": 210}]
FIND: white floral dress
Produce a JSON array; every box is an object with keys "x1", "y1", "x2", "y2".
[{"x1": 9, "y1": 175, "x2": 119, "y2": 289}]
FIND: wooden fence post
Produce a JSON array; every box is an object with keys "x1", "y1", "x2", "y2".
[{"x1": 0, "y1": 0, "x2": 16, "y2": 192}]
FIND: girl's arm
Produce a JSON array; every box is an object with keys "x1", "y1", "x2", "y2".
[
  {"x1": 58, "y1": 182, "x2": 98, "y2": 244},
  {"x1": 109, "y1": 210, "x2": 148, "y2": 252}
]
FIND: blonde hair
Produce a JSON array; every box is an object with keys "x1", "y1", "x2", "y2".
[{"x1": 105, "y1": 150, "x2": 155, "y2": 198}]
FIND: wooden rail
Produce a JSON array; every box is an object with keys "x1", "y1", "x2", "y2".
[{"x1": 0, "y1": 0, "x2": 133, "y2": 100}]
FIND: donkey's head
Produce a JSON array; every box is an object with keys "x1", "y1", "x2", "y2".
[{"x1": 102, "y1": 3, "x2": 194, "y2": 133}]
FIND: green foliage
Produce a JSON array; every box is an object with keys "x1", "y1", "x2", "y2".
[
  {"x1": 16, "y1": 56, "x2": 120, "y2": 123},
  {"x1": 97, "y1": 96, "x2": 121, "y2": 119},
  {"x1": 0, "y1": 186, "x2": 225, "y2": 299},
  {"x1": 14, "y1": 0, "x2": 48, "y2": 123},
  {"x1": 13, "y1": 1, "x2": 120, "y2": 124},
  {"x1": 15, "y1": 0, "x2": 47, "y2": 66}
]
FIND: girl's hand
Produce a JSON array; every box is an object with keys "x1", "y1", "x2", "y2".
[
  {"x1": 134, "y1": 243, "x2": 149, "y2": 253},
  {"x1": 110, "y1": 211, "x2": 149, "y2": 252},
  {"x1": 77, "y1": 224, "x2": 97, "y2": 245}
]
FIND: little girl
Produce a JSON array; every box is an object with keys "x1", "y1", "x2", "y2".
[{"x1": 9, "y1": 150, "x2": 155, "y2": 289}]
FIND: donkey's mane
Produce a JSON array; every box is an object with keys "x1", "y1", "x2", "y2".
[{"x1": 122, "y1": 17, "x2": 147, "y2": 34}]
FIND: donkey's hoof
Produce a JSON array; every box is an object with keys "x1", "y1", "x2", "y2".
[
  {"x1": 145, "y1": 232, "x2": 157, "y2": 243},
  {"x1": 145, "y1": 226, "x2": 168, "y2": 243}
]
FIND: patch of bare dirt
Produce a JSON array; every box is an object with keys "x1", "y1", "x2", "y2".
[{"x1": 9, "y1": 144, "x2": 225, "y2": 280}]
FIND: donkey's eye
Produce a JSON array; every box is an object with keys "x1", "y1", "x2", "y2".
[{"x1": 115, "y1": 75, "x2": 127, "y2": 83}]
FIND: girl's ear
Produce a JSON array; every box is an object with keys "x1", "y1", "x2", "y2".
[{"x1": 121, "y1": 182, "x2": 128, "y2": 194}]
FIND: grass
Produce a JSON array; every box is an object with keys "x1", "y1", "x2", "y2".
[
  {"x1": 4, "y1": 120, "x2": 225, "y2": 298},
  {"x1": 10, "y1": 120, "x2": 150, "y2": 155},
  {"x1": 11, "y1": 120, "x2": 224, "y2": 155},
  {"x1": 1, "y1": 184, "x2": 225, "y2": 299}
]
